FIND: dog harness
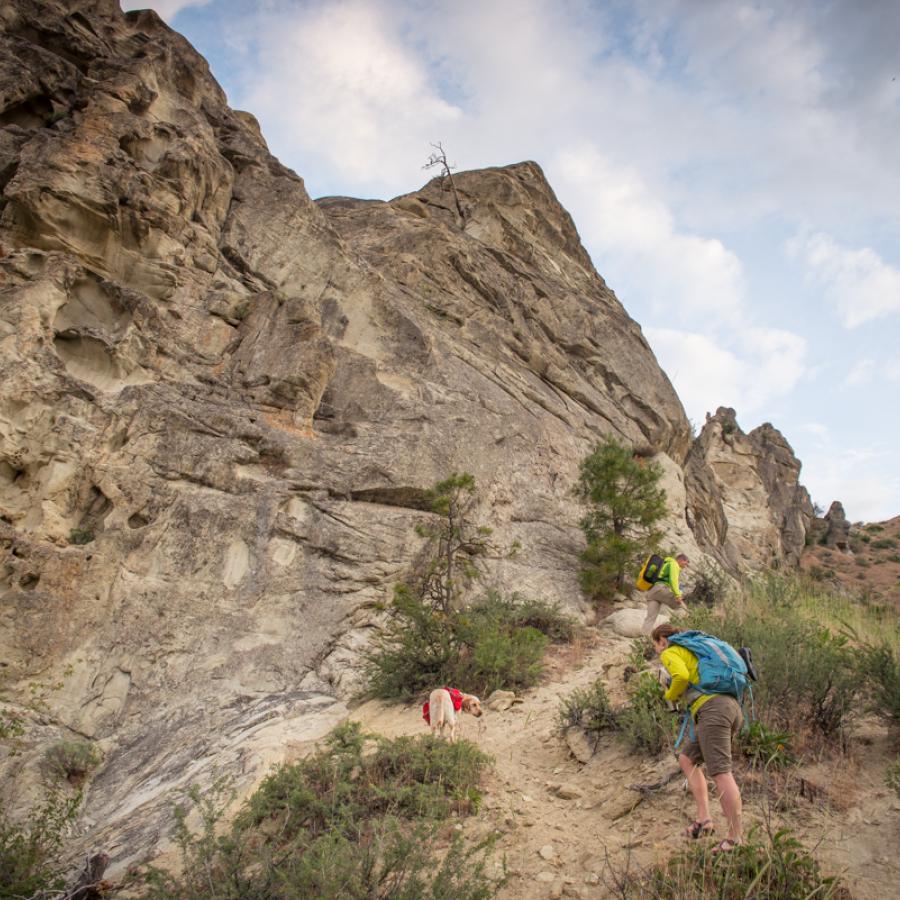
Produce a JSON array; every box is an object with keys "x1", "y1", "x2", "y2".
[{"x1": 422, "y1": 686, "x2": 464, "y2": 725}]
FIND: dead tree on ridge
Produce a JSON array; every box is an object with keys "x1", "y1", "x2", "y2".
[{"x1": 423, "y1": 142, "x2": 468, "y2": 227}]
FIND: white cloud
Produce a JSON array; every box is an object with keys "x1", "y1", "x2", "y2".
[
  {"x1": 846, "y1": 358, "x2": 875, "y2": 387},
  {"x1": 799, "y1": 443, "x2": 900, "y2": 523},
  {"x1": 645, "y1": 326, "x2": 807, "y2": 422},
  {"x1": 787, "y1": 232, "x2": 900, "y2": 328},
  {"x1": 236, "y1": 1, "x2": 461, "y2": 190},
  {"x1": 797, "y1": 422, "x2": 830, "y2": 444},
  {"x1": 554, "y1": 146, "x2": 745, "y2": 323},
  {"x1": 121, "y1": 0, "x2": 210, "y2": 21}
]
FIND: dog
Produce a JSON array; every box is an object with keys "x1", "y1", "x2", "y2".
[{"x1": 425, "y1": 687, "x2": 483, "y2": 743}]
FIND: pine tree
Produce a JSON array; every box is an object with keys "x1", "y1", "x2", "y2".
[{"x1": 576, "y1": 438, "x2": 667, "y2": 597}]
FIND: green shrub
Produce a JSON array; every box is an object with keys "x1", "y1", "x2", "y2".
[
  {"x1": 367, "y1": 589, "x2": 569, "y2": 700},
  {"x1": 872, "y1": 538, "x2": 898, "y2": 550},
  {"x1": 43, "y1": 740, "x2": 102, "y2": 782},
  {"x1": 558, "y1": 678, "x2": 617, "y2": 740},
  {"x1": 68, "y1": 528, "x2": 94, "y2": 545},
  {"x1": 0, "y1": 791, "x2": 81, "y2": 898},
  {"x1": 887, "y1": 757, "x2": 900, "y2": 797},
  {"x1": 625, "y1": 826, "x2": 849, "y2": 899},
  {"x1": 627, "y1": 637, "x2": 653, "y2": 671},
  {"x1": 684, "y1": 586, "x2": 860, "y2": 741},
  {"x1": 460, "y1": 625, "x2": 547, "y2": 696},
  {"x1": 617, "y1": 672, "x2": 676, "y2": 756},
  {"x1": 856, "y1": 641, "x2": 900, "y2": 725},
  {"x1": 137, "y1": 724, "x2": 500, "y2": 899},
  {"x1": 739, "y1": 721, "x2": 795, "y2": 769},
  {"x1": 686, "y1": 558, "x2": 730, "y2": 607},
  {"x1": 366, "y1": 585, "x2": 458, "y2": 700}
]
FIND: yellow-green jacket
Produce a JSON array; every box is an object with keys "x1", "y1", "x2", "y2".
[
  {"x1": 658, "y1": 557, "x2": 683, "y2": 599},
  {"x1": 660, "y1": 645, "x2": 713, "y2": 717}
]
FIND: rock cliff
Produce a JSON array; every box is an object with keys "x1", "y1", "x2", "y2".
[
  {"x1": 0, "y1": 0, "x2": 813, "y2": 873},
  {"x1": 686, "y1": 407, "x2": 814, "y2": 571}
]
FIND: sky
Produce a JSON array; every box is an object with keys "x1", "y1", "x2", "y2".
[{"x1": 122, "y1": 0, "x2": 900, "y2": 522}]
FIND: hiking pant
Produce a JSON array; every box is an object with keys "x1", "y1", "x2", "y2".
[
  {"x1": 641, "y1": 583, "x2": 681, "y2": 635},
  {"x1": 680, "y1": 694, "x2": 742, "y2": 776}
]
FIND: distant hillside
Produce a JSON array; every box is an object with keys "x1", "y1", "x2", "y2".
[{"x1": 801, "y1": 515, "x2": 900, "y2": 611}]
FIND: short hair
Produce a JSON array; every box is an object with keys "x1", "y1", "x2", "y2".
[
  {"x1": 675, "y1": 553, "x2": 689, "y2": 564},
  {"x1": 651, "y1": 622, "x2": 683, "y2": 642}
]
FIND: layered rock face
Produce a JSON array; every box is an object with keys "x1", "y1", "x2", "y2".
[
  {"x1": 685, "y1": 407, "x2": 814, "y2": 570},
  {"x1": 0, "y1": 0, "x2": 811, "y2": 873}
]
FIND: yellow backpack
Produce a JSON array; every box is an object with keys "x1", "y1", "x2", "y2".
[{"x1": 635, "y1": 554, "x2": 665, "y2": 591}]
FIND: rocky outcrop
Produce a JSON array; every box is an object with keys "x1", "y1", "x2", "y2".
[
  {"x1": 0, "y1": 0, "x2": 813, "y2": 875},
  {"x1": 824, "y1": 501, "x2": 851, "y2": 552},
  {"x1": 685, "y1": 408, "x2": 814, "y2": 569}
]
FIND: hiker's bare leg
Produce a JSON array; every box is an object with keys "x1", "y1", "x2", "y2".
[
  {"x1": 642, "y1": 598, "x2": 662, "y2": 635},
  {"x1": 712, "y1": 772, "x2": 742, "y2": 842},
  {"x1": 679, "y1": 753, "x2": 710, "y2": 823}
]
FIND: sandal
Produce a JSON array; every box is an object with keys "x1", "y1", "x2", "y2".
[
  {"x1": 685, "y1": 818, "x2": 714, "y2": 839},
  {"x1": 711, "y1": 838, "x2": 739, "y2": 854}
]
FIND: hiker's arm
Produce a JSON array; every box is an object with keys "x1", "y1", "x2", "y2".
[
  {"x1": 660, "y1": 649, "x2": 690, "y2": 702},
  {"x1": 668, "y1": 563, "x2": 683, "y2": 599}
]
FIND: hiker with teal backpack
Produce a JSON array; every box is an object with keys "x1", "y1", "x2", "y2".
[
  {"x1": 638, "y1": 553, "x2": 689, "y2": 635},
  {"x1": 650, "y1": 622, "x2": 756, "y2": 853}
]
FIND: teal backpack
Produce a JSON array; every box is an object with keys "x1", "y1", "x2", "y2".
[
  {"x1": 667, "y1": 630, "x2": 757, "y2": 749},
  {"x1": 667, "y1": 630, "x2": 751, "y2": 699}
]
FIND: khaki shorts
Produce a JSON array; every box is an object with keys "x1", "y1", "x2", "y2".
[{"x1": 681, "y1": 694, "x2": 742, "y2": 776}]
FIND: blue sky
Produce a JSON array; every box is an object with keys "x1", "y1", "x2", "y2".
[{"x1": 123, "y1": 0, "x2": 900, "y2": 522}]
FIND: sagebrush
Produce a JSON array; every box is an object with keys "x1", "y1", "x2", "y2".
[{"x1": 136, "y1": 723, "x2": 502, "y2": 899}]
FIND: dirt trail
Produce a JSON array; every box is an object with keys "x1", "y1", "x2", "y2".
[{"x1": 349, "y1": 622, "x2": 900, "y2": 899}]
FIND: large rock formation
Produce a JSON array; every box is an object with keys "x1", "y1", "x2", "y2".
[
  {"x1": 824, "y1": 501, "x2": 851, "y2": 552},
  {"x1": 685, "y1": 407, "x2": 814, "y2": 570},
  {"x1": 0, "y1": 0, "x2": 813, "y2": 874}
]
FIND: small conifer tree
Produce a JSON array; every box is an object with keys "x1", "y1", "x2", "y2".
[
  {"x1": 576, "y1": 438, "x2": 666, "y2": 597},
  {"x1": 415, "y1": 473, "x2": 492, "y2": 613}
]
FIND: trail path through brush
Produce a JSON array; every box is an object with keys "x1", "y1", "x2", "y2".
[{"x1": 349, "y1": 620, "x2": 900, "y2": 899}]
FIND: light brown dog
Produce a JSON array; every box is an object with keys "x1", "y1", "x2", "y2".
[{"x1": 428, "y1": 688, "x2": 483, "y2": 743}]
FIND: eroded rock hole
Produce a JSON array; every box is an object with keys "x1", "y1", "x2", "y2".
[
  {"x1": 0, "y1": 461, "x2": 25, "y2": 484},
  {"x1": 127, "y1": 512, "x2": 151, "y2": 530},
  {"x1": 118, "y1": 130, "x2": 171, "y2": 170},
  {"x1": 54, "y1": 275, "x2": 132, "y2": 335},
  {"x1": 19, "y1": 572, "x2": 39, "y2": 590},
  {"x1": 85, "y1": 486, "x2": 112, "y2": 521},
  {"x1": 0, "y1": 95, "x2": 54, "y2": 129}
]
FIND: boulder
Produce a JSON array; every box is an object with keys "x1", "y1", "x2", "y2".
[
  {"x1": 601, "y1": 607, "x2": 670, "y2": 638},
  {"x1": 564, "y1": 726, "x2": 596, "y2": 763}
]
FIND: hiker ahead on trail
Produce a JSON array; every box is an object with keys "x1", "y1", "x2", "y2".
[
  {"x1": 651, "y1": 622, "x2": 747, "y2": 853},
  {"x1": 637, "y1": 552, "x2": 689, "y2": 635}
]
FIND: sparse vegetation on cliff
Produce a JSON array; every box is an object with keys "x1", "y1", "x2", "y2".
[
  {"x1": 367, "y1": 587, "x2": 574, "y2": 700},
  {"x1": 42, "y1": 739, "x2": 102, "y2": 784},
  {"x1": 367, "y1": 474, "x2": 576, "y2": 700},
  {"x1": 0, "y1": 791, "x2": 81, "y2": 899}
]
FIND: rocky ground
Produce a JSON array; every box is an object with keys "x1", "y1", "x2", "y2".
[{"x1": 348, "y1": 615, "x2": 899, "y2": 900}]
